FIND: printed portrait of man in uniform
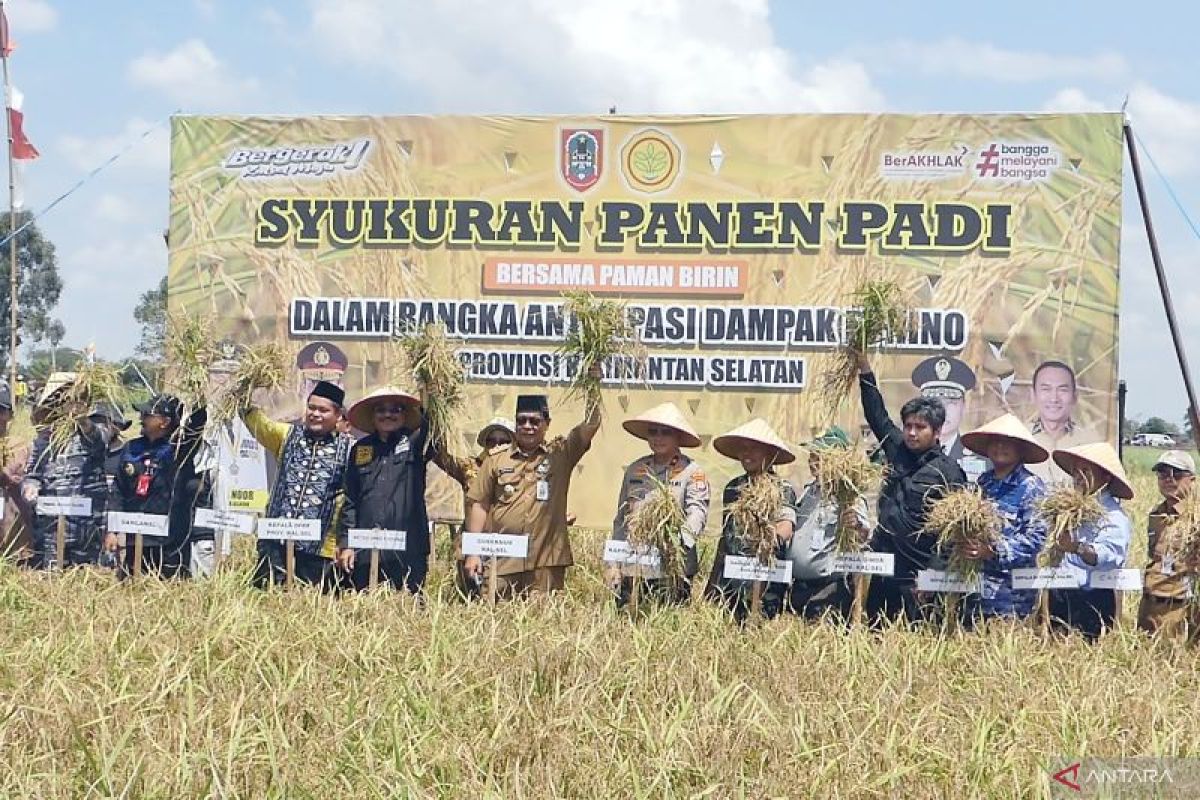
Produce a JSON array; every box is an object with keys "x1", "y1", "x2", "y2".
[{"x1": 911, "y1": 354, "x2": 987, "y2": 482}]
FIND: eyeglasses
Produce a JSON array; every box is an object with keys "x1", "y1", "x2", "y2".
[
  {"x1": 1156, "y1": 468, "x2": 1192, "y2": 480},
  {"x1": 374, "y1": 404, "x2": 405, "y2": 415},
  {"x1": 515, "y1": 415, "x2": 545, "y2": 427},
  {"x1": 645, "y1": 426, "x2": 673, "y2": 437}
]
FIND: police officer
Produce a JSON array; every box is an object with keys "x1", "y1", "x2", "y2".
[
  {"x1": 912, "y1": 354, "x2": 986, "y2": 482},
  {"x1": 463, "y1": 389, "x2": 601, "y2": 597},
  {"x1": 608, "y1": 402, "x2": 710, "y2": 606}
]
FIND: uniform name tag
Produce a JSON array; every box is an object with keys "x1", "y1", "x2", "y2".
[
  {"x1": 37, "y1": 495, "x2": 92, "y2": 517},
  {"x1": 536, "y1": 480, "x2": 550, "y2": 501},
  {"x1": 257, "y1": 517, "x2": 322, "y2": 542},
  {"x1": 106, "y1": 512, "x2": 169, "y2": 538},
  {"x1": 723, "y1": 556, "x2": 793, "y2": 584},
  {"x1": 1010, "y1": 567, "x2": 1081, "y2": 590},
  {"x1": 1088, "y1": 568, "x2": 1144, "y2": 592},
  {"x1": 463, "y1": 532, "x2": 529, "y2": 558},
  {"x1": 831, "y1": 552, "x2": 895, "y2": 576},
  {"x1": 916, "y1": 569, "x2": 981, "y2": 594},
  {"x1": 194, "y1": 507, "x2": 256, "y2": 535},
  {"x1": 348, "y1": 528, "x2": 407, "y2": 551}
]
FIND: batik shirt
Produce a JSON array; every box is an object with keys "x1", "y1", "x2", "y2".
[{"x1": 975, "y1": 465, "x2": 1048, "y2": 618}]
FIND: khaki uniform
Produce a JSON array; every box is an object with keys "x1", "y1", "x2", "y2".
[
  {"x1": 611, "y1": 453, "x2": 710, "y2": 576},
  {"x1": 1137, "y1": 497, "x2": 1199, "y2": 637},
  {"x1": 466, "y1": 425, "x2": 591, "y2": 591},
  {"x1": 1027, "y1": 420, "x2": 1097, "y2": 486},
  {"x1": 0, "y1": 442, "x2": 31, "y2": 563}
]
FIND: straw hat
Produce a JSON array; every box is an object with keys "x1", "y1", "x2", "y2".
[
  {"x1": 347, "y1": 386, "x2": 420, "y2": 433},
  {"x1": 713, "y1": 418, "x2": 796, "y2": 465},
  {"x1": 1052, "y1": 442, "x2": 1134, "y2": 500},
  {"x1": 961, "y1": 413, "x2": 1049, "y2": 464},
  {"x1": 476, "y1": 417, "x2": 515, "y2": 448},
  {"x1": 622, "y1": 402, "x2": 701, "y2": 448}
]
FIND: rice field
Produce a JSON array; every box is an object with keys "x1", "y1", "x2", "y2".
[{"x1": 0, "y1": 448, "x2": 1195, "y2": 798}]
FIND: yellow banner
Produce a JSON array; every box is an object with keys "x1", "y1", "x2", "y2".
[{"x1": 169, "y1": 114, "x2": 1123, "y2": 528}]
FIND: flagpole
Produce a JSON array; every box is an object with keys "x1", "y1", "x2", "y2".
[{"x1": 0, "y1": 0, "x2": 16, "y2": 394}]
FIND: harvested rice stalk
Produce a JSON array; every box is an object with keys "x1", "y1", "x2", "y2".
[
  {"x1": 558, "y1": 290, "x2": 643, "y2": 408},
  {"x1": 923, "y1": 488, "x2": 1003, "y2": 581},
  {"x1": 730, "y1": 473, "x2": 785, "y2": 566},
  {"x1": 811, "y1": 446, "x2": 883, "y2": 552},
  {"x1": 1170, "y1": 490, "x2": 1200, "y2": 586},
  {"x1": 394, "y1": 322, "x2": 466, "y2": 457},
  {"x1": 164, "y1": 312, "x2": 217, "y2": 412},
  {"x1": 1036, "y1": 485, "x2": 1106, "y2": 566},
  {"x1": 45, "y1": 362, "x2": 130, "y2": 455},
  {"x1": 819, "y1": 279, "x2": 914, "y2": 407},
  {"x1": 625, "y1": 476, "x2": 687, "y2": 585},
  {"x1": 212, "y1": 343, "x2": 287, "y2": 423}
]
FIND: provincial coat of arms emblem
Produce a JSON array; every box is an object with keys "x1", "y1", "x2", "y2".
[{"x1": 560, "y1": 128, "x2": 604, "y2": 192}]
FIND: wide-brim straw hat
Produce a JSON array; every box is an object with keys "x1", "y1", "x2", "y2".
[
  {"x1": 622, "y1": 402, "x2": 701, "y2": 448},
  {"x1": 476, "y1": 417, "x2": 515, "y2": 448},
  {"x1": 713, "y1": 418, "x2": 796, "y2": 465},
  {"x1": 961, "y1": 413, "x2": 1049, "y2": 464},
  {"x1": 1052, "y1": 442, "x2": 1135, "y2": 500},
  {"x1": 347, "y1": 386, "x2": 420, "y2": 433}
]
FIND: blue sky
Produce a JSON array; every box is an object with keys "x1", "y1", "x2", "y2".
[{"x1": 5, "y1": 0, "x2": 1199, "y2": 419}]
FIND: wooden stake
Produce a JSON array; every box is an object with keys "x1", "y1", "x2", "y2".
[
  {"x1": 54, "y1": 515, "x2": 65, "y2": 571},
  {"x1": 133, "y1": 533, "x2": 143, "y2": 579},
  {"x1": 629, "y1": 563, "x2": 641, "y2": 618},
  {"x1": 369, "y1": 548, "x2": 380, "y2": 591},
  {"x1": 851, "y1": 574, "x2": 870, "y2": 626},
  {"x1": 487, "y1": 555, "x2": 498, "y2": 604},
  {"x1": 1037, "y1": 589, "x2": 1051, "y2": 634},
  {"x1": 213, "y1": 530, "x2": 225, "y2": 572},
  {"x1": 750, "y1": 580, "x2": 764, "y2": 622},
  {"x1": 285, "y1": 540, "x2": 295, "y2": 588}
]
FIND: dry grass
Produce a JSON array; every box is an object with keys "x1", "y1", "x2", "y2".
[
  {"x1": 810, "y1": 446, "x2": 884, "y2": 551},
  {"x1": 558, "y1": 290, "x2": 644, "y2": 408},
  {"x1": 924, "y1": 488, "x2": 1004, "y2": 580},
  {"x1": 394, "y1": 322, "x2": 466, "y2": 457},
  {"x1": 164, "y1": 312, "x2": 218, "y2": 413},
  {"x1": 728, "y1": 473, "x2": 785, "y2": 566},
  {"x1": 1036, "y1": 485, "x2": 1107, "y2": 566},
  {"x1": 213, "y1": 343, "x2": 287, "y2": 423},
  {"x1": 818, "y1": 278, "x2": 914, "y2": 408},
  {"x1": 625, "y1": 476, "x2": 687, "y2": 585},
  {"x1": 43, "y1": 362, "x2": 130, "y2": 455}
]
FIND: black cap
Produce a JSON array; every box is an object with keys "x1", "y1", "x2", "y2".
[
  {"x1": 911, "y1": 355, "x2": 976, "y2": 399},
  {"x1": 135, "y1": 395, "x2": 183, "y2": 422},
  {"x1": 309, "y1": 380, "x2": 346, "y2": 408},
  {"x1": 515, "y1": 394, "x2": 550, "y2": 417},
  {"x1": 92, "y1": 400, "x2": 132, "y2": 431}
]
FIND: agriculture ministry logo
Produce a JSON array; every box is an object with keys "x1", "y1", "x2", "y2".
[
  {"x1": 620, "y1": 127, "x2": 682, "y2": 194},
  {"x1": 560, "y1": 128, "x2": 604, "y2": 192},
  {"x1": 222, "y1": 138, "x2": 372, "y2": 179}
]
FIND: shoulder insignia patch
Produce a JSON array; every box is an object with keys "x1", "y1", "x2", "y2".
[
  {"x1": 354, "y1": 446, "x2": 374, "y2": 466},
  {"x1": 123, "y1": 463, "x2": 136, "y2": 476}
]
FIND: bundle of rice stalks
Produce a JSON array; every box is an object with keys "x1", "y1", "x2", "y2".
[
  {"x1": 811, "y1": 446, "x2": 883, "y2": 551},
  {"x1": 394, "y1": 322, "x2": 466, "y2": 456},
  {"x1": 818, "y1": 279, "x2": 914, "y2": 407},
  {"x1": 1036, "y1": 485, "x2": 1106, "y2": 566},
  {"x1": 923, "y1": 488, "x2": 1003, "y2": 581},
  {"x1": 625, "y1": 476, "x2": 687, "y2": 585},
  {"x1": 164, "y1": 312, "x2": 217, "y2": 412},
  {"x1": 729, "y1": 474, "x2": 785, "y2": 566},
  {"x1": 212, "y1": 343, "x2": 287, "y2": 423},
  {"x1": 1169, "y1": 490, "x2": 1200, "y2": 579},
  {"x1": 558, "y1": 290, "x2": 644, "y2": 408},
  {"x1": 45, "y1": 362, "x2": 130, "y2": 455}
]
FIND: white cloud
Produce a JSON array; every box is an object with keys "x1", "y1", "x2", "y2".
[
  {"x1": 1041, "y1": 87, "x2": 1111, "y2": 113},
  {"x1": 57, "y1": 116, "x2": 169, "y2": 175},
  {"x1": 309, "y1": 0, "x2": 884, "y2": 112},
  {"x1": 7, "y1": 0, "x2": 58, "y2": 33},
  {"x1": 1126, "y1": 83, "x2": 1200, "y2": 177},
  {"x1": 127, "y1": 38, "x2": 259, "y2": 109},
  {"x1": 870, "y1": 38, "x2": 1127, "y2": 83}
]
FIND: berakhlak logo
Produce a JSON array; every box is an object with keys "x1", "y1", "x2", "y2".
[
  {"x1": 561, "y1": 128, "x2": 604, "y2": 192},
  {"x1": 1052, "y1": 763, "x2": 1082, "y2": 792}
]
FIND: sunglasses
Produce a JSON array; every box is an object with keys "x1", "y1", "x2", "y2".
[
  {"x1": 515, "y1": 415, "x2": 545, "y2": 427},
  {"x1": 645, "y1": 426, "x2": 674, "y2": 437},
  {"x1": 1156, "y1": 468, "x2": 1192, "y2": 480},
  {"x1": 374, "y1": 404, "x2": 405, "y2": 415}
]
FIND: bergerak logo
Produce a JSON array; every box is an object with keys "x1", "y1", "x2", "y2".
[{"x1": 1052, "y1": 763, "x2": 1082, "y2": 792}]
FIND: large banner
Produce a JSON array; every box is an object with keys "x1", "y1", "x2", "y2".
[{"x1": 168, "y1": 114, "x2": 1123, "y2": 528}]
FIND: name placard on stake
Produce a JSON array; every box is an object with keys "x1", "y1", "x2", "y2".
[
  {"x1": 37, "y1": 496, "x2": 92, "y2": 517},
  {"x1": 1089, "y1": 568, "x2": 1144, "y2": 592},
  {"x1": 194, "y1": 508, "x2": 256, "y2": 535},
  {"x1": 603, "y1": 540, "x2": 664, "y2": 578},
  {"x1": 832, "y1": 552, "x2": 895, "y2": 576},
  {"x1": 348, "y1": 528, "x2": 407, "y2": 551},
  {"x1": 1010, "y1": 567, "x2": 1081, "y2": 591},
  {"x1": 916, "y1": 569, "x2": 981, "y2": 594},
  {"x1": 723, "y1": 556, "x2": 793, "y2": 584},
  {"x1": 257, "y1": 518, "x2": 322, "y2": 542},
  {"x1": 463, "y1": 532, "x2": 528, "y2": 559},
  {"x1": 106, "y1": 512, "x2": 169, "y2": 538}
]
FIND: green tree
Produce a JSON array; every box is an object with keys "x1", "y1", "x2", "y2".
[
  {"x1": 133, "y1": 276, "x2": 167, "y2": 361},
  {"x1": 1140, "y1": 417, "x2": 1181, "y2": 436},
  {"x1": 0, "y1": 212, "x2": 63, "y2": 365}
]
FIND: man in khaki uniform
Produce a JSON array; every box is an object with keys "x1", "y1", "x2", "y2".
[
  {"x1": 608, "y1": 402, "x2": 710, "y2": 606},
  {"x1": 1026, "y1": 360, "x2": 1097, "y2": 485},
  {"x1": 0, "y1": 386, "x2": 32, "y2": 564},
  {"x1": 1137, "y1": 450, "x2": 1198, "y2": 637},
  {"x1": 464, "y1": 392, "x2": 600, "y2": 597}
]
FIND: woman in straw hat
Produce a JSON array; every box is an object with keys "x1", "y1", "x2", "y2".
[
  {"x1": 1046, "y1": 442, "x2": 1133, "y2": 640},
  {"x1": 609, "y1": 402, "x2": 710, "y2": 607},
  {"x1": 703, "y1": 418, "x2": 798, "y2": 623},
  {"x1": 956, "y1": 414, "x2": 1049, "y2": 625},
  {"x1": 337, "y1": 386, "x2": 448, "y2": 593}
]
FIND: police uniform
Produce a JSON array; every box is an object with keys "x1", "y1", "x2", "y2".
[
  {"x1": 912, "y1": 355, "x2": 988, "y2": 483},
  {"x1": 610, "y1": 453, "x2": 710, "y2": 605},
  {"x1": 466, "y1": 427, "x2": 591, "y2": 596}
]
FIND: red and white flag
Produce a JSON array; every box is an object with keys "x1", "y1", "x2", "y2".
[
  {"x1": 0, "y1": 5, "x2": 14, "y2": 58},
  {"x1": 7, "y1": 85, "x2": 37, "y2": 161}
]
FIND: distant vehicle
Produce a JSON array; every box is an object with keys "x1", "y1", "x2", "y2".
[{"x1": 1131, "y1": 433, "x2": 1175, "y2": 447}]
